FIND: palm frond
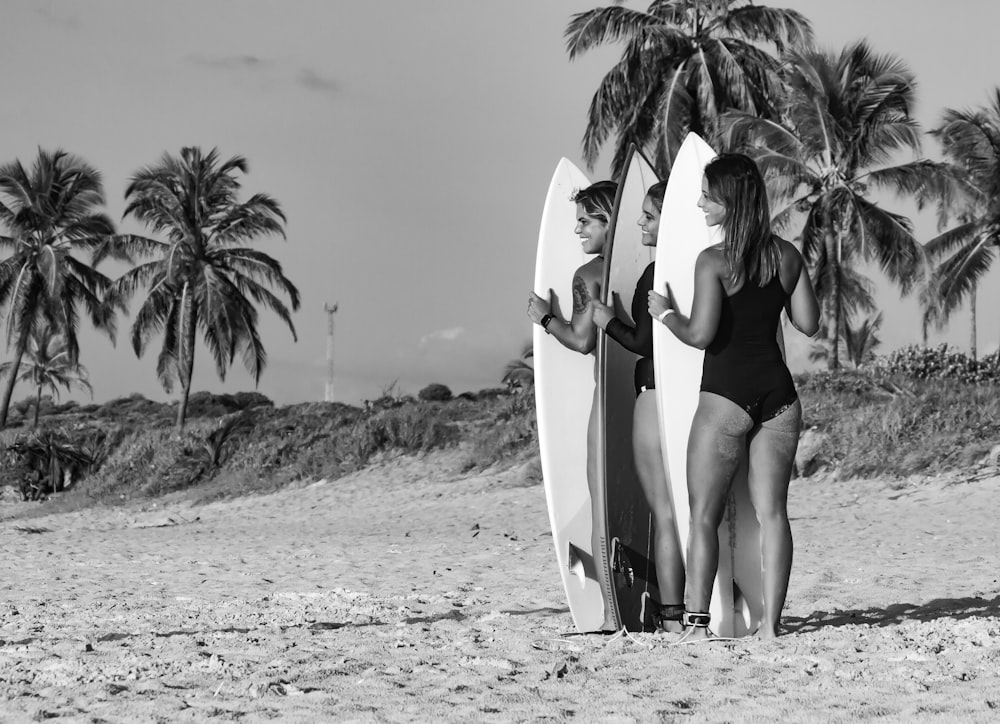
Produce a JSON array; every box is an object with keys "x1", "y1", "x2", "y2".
[
  {"x1": 564, "y1": 5, "x2": 657, "y2": 60},
  {"x1": 851, "y1": 196, "x2": 923, "y2": 291},
  {"x1": 720, "y1": 5, "x2": 813, "y2": 52},
  {"x1": 926, "y1": 241, "x2": 996, "y2": 322},
  {"x1": 865, "y1": 160, "x2": 966, "y2": 221},
  {"x1": 924, "y1": 220, "x2": 982, "y2": 258},
  {"x1": 656, "y1": 66, "x2": 693, "y2": 172}
]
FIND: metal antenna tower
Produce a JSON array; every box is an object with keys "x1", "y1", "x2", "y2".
[{"x1": 324, "y1": 302, "x2": 338, "y2": 402}]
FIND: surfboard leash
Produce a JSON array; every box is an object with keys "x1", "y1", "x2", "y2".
[{"x1": 604, "y1": 625, "x2": 652, "y2": 649}]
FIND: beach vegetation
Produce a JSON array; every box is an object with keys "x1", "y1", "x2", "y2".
[
  {"x1": 106, "y1": 146, "x2": 300, "y2": 431},
  {"x1": 722, "y1": 41, "x2": 957, "y2": 370},
  {"x1": 0, "y1": 149, "x2": 120, "y2": 427},
  {"x1": 502, "y1": 342, "x2": 534, "y2": 390},
  {"x1": 3, "y1": 427, "x2": 95, "y2": 501},
  {"x1": 418, "y1": 383, "x2": 453, "y2": 401},
  {"x1": 798, "y1": 363, "x2": 1000, "y2": 479},
  {"x1": 809, "y1": 312, "x2": 883, "y2": 369},
  {"x1": 0, "y1": 323, "x2": 93, "y2": 427},
  {"x1": 922, "y1": 89, "x2": 1000, "y2": 357},
  {"x1": 3, "y1": 354, "x2": 998, "y2": 515},
  {"x1": 564, "y1": 0, "x2": 812, "y2": 176}
]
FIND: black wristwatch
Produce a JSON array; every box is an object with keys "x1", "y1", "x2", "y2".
[{"x1": 540, "y1": 313, "x2": 554, "y2": 332}]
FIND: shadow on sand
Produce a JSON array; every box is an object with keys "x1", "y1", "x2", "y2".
[
  {"x1": 500, "y1": 606, "x2": 570, "y2": 618},
  {"x1": 787, "y1": 595, "x2": 1000, "y2": 633}
]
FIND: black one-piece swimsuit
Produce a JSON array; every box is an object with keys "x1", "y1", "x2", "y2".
[
  {"x1": 605, "y1": 262, "x2": 656, "y2": 397},
  {"x1": 700, "y1": 275, "x2": 798, "y2": 424}
]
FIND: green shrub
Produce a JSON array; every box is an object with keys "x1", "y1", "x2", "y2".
[
  {"x1": 348, "y1": 402, "x2": 460, "y2": 462},
  {"x1": 2, "y1": 428, "x2": 95, "y2": 500},
  {"x1": 872, "y1": 344, "x2": 1000, "y2": 384},
  {"x1": 797, "y1": 371, "x2": 1000, "y2": 479},
  {"x1": 418, "y1": 383, "x2": 453, "y2": 402},
  {"x1": 468, "y1": 388, "x2": 536, "y2": 468}
]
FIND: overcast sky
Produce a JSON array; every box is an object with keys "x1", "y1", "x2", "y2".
[{"x1": 2, "y1": 0, "x2": 998, "y2": 405}]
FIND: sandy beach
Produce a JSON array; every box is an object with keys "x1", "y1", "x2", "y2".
[{"x1": 1, "y1": 450, "x2": 999, "y2": 723}]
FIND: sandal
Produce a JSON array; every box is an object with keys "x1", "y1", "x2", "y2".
[
  {"x1": 654, "y1": 603, "x2": 685, "y2": 633},
  {"x1": 682, "y1": 611, "x2": 711, "y2": 629},
  {"x1": 671, "y1": 611, "x2": 738, "y2": 645}
]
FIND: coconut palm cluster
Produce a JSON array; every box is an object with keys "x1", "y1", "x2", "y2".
[
  {"x1": 564, "y1": 0, "x2": 998, "y2": 371},
  {"x1": 0, "y1": 147, "x2": 300, "y2": 431}
]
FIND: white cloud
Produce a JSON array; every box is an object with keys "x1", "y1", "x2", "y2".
[
  {"x1": 418, "y1": 327, "x2": 465, "y2": 349},
  {"x1": 298, "y1": 68, "x2": 339, "y2": 94},
  {"x1": 187, "y1": 54, "x2": 269, "y2": 70}
]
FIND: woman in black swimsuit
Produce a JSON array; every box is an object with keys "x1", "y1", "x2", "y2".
[
  {"x1": 649, "y1": 154, "x2": 819, "y2": 640},
  {"x1": 591, "y1": 181, "x2": 685, "y2": 633}
]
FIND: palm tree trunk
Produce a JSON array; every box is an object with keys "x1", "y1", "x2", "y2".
[
  {"x1": 969, "y1": 284, "x2": 977, "y2": 360},
  {"x1": 33, "y1": 385, "x2": 41, "y2": 427},
  {"x1": 0, "y1": 339, "x2": 28, "y2": 427},
  {"x1": 824, "y1": 228, "x2": 841, "y2": 371},
  {"x1": 175, "y1": 303, "x2": 198, "y2": 431}
]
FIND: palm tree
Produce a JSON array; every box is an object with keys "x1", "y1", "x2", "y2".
[
  {"x1": 916, "y1": 272, "x2": 945, "y2": 348},
  {"x1": 564, "y1": 0, "x2": 812, "y2": 176},
  {"x1": 810, "y1": 311, "x2": 883, "y2": 368},
  {"x1": 723, "y1": 41, "x2": 952, "y2": 369},
  {"x1": 843, "y1": 312, "x2": 883, "y2": 367},
  {"x1": 923, "y1": 91, "x2": 1000, "y2": 361},
  {"x1": 0, "y1": 149, "x2": 118, "y2": 427},
  {"x1": 811, "y1": 243, "x2": 878, "y2": 336},
  {"x1": 808, "y1": 252, "x2": 878, "y2": 364},
  {"x1": 0, "y1": 323, "x2": 93, "y2": 426},
  {"x1": 502, "y1": 342, "x2": 534, "y2": 390},
  {"x1": 109, "y1": 147, "x2": 301, "y2": 430}
]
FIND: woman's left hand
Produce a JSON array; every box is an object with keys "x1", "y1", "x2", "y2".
[
  {"x1": 648, "y1": 286, "x2": 673, "y2": 321},
  {"x1": 591, "y1": 299, "x2": 614, "y2": 329},
  {"x1": 527, "y1": 290, "x2": 551, "y2": 325}
]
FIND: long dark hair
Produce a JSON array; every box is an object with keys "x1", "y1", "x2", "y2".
[
  {"x1": 647, "y1": 180, "x2": 667, "y2": 213},
  {"x1": 703, "y1": 153, "x2": 780, "y2": 286},
  {"x1": 571, "y1": 180, "x2": 617, "y2": 224}
]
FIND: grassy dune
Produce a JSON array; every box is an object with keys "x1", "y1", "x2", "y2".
[
  {"x1": 0, "y1": 387, "x2": 537, "y2": 515},
  {"x1": 2, "y1": 363, "x2": 998, "y2": 517}
]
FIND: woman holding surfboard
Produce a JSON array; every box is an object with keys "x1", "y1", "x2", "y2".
[
  {"x1": 527, "y1": 179, "x2": 618, "y2": 631},
  {"x1": 591, "y1": 180, "x2": 686, "y2": 633},
  {"x1": 649, "y1": 154, "x2": 819, "y2": 640}
]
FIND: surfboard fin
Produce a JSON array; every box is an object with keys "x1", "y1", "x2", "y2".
[
  {"x1": 567, "y1": 542, "x2": 586, "y2": 585},
  {"x1": 732, "y1": 580, "x2": 754, "y2": 635}
]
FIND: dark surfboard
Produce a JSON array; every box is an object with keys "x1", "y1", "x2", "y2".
[{"x1": 596, "y1": 146, "x2": 660, "y2": 631}]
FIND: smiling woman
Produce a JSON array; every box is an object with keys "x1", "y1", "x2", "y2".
[
  {"x1": 651, "y1": 152, "x2": 820, "y2": 642},
  {"x1": 527, "y1": 177, "x2": 618, "y2": 632},
  {"x1": 526, "y1": 180, "x2": 615, "y2": 352}
]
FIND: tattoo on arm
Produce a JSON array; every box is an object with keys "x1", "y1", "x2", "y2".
[{"x1": 572, "y1": 275, "x2": 591, "y2": 315}]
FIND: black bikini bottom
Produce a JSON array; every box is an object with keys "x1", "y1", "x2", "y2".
[{"x1": 634, "y1": 357, "x2": 655, "y2": 397}]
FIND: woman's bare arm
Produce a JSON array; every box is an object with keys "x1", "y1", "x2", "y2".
[
  {"x1": 781, "y1": 240, "x2": 820, "y2": 337},
  {"x1": 649, "y1": 249, "x2": 724, "y2": 350}
]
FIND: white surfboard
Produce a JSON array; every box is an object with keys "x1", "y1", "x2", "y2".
[
  {"x1": 596, "y1": 146, "x2": 659, "y2": 630},
  {"x1": 652, "y1": 133, "x2": 763, "y2": 637},
  {"x1": 534, "y1": 158, "x2": 606, "y2": 632}
]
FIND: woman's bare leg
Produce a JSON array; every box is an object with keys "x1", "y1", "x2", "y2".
[
  {"x1": 633, "y1": 391, "x2": 684, "y2": 631},
  {"x1": 746, "y1": 400, "x2": 801, "y2": 639},
  {"x1": 680, "y1": 392, "x2": 751, "y2": 641}
]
